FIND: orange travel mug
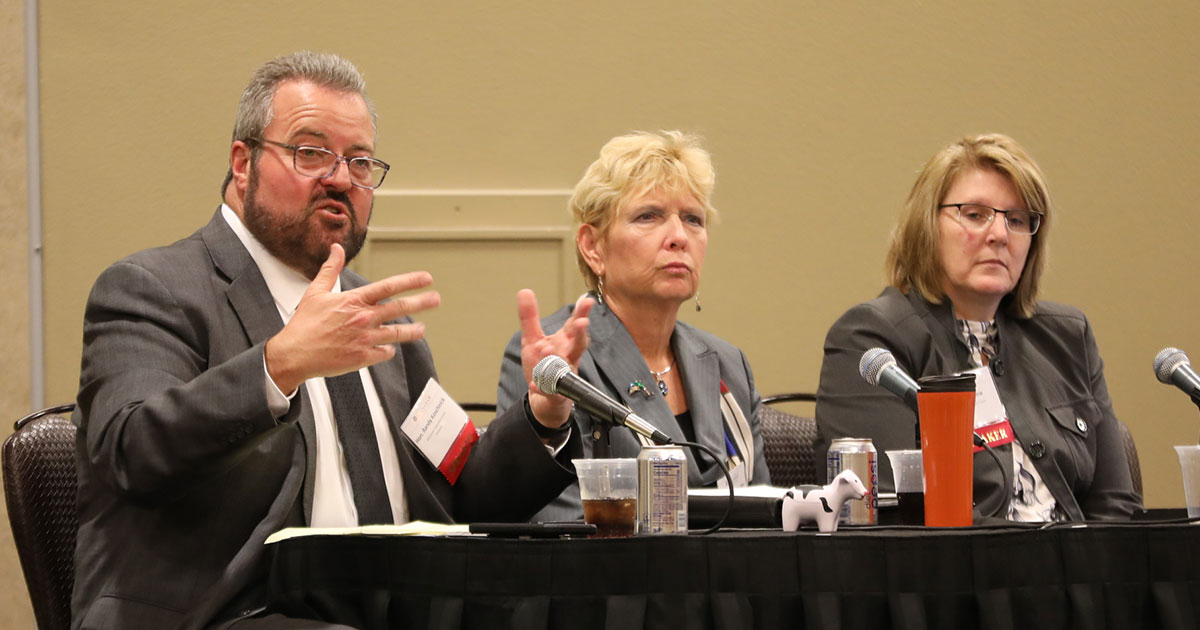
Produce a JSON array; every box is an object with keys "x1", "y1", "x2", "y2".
[{"x1": 916, "y1": 374, "x2": 975, "y2": 527}]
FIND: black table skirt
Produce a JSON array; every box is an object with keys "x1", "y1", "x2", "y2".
[{"x1": 267, "y1": 523, "x2": 1200, "y2": 630}]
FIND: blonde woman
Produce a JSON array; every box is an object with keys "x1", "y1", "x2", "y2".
[{"x1": 498, "y1": 131, "x2": 768, "y2": 521}]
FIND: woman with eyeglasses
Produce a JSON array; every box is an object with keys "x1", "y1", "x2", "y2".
[{"x1": 815, "y1": 133, "x2": 1139, "y2": 521}]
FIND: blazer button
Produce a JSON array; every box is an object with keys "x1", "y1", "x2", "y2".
[
  {"x1": 1075, "y1": 417, "x2": 1088, "y2": 433},
  {"x1": 992, "y1": 359, "x2": 1006, "y2": 376},
  {"x1": 1029, "y1": 441, "x2": 1046, "y2": 459}
]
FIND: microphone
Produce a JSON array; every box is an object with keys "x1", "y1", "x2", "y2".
[
  {"x1": 1154, "y1": 347, "x2": 1200, "y2": 401},
  {"x1": 859, "y1": 348, "x2": 920, "y2": 412},
  {"x1": 532, "y1": 355, "x2": 673, "y2": 444}
]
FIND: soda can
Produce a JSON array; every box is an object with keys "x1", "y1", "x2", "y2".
[
  {"x1": 826, "y1": 437, "x2": 878, "y2": 525},
  {"x1": 637, "y1": 445, "x2": 688, "y2": 534}
]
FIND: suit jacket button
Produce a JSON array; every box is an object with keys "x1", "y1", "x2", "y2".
[
  {"x1": 1029, "y1": 441, "x2": 1046, "y2": 458},
  {"x1": 1075, "y1": 417, "x2": 1088, "y2": 433},
  {"x1": 992, "y1": 359, "x2": 1005, "y2": 376}
]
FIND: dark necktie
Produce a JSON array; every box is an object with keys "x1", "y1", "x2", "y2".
[{"x1": 325, "y1": 370, "x2": 394, "y2": 525}]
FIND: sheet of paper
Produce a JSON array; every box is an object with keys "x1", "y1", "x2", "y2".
[{"x1": 265, "y1": 521, "x2": 471, "y2": 544}]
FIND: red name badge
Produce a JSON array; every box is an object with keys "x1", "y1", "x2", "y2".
[
  {"x1": 438, "y1": 422, "x2": 479, "y2": 485},
  {"x1": 402, "y1": 379, "x2": 480, "y2": 485},
  {"x1": 973, "y1": 419, "x2": 1015, "y2": 453}
]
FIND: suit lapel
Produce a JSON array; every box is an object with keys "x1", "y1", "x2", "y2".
[
  {"x1": 908, "y1": 290, "x2": 971, "y2": 374},
  {"x1": 673, "y1": 326, "x2": 724, "y2": 482},
  {"x1": 587, "y1": 305, "x2": 680, "y2": 439},
  {"x1": 202, "y1": 210, "x2": 320, "y2": 522}
]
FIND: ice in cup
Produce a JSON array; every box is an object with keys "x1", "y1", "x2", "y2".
[
  {"x1": 885, "y1": 449, "x2": 925, "y2": 526},
  {"x1": 573, "y1": 458, "x2": 638, "y2": 538}
]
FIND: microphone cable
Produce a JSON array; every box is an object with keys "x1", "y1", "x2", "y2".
[{"x1": 973, "y1": 433, "x2": 1010, "y2": 519}]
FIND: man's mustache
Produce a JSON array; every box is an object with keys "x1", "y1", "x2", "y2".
[{"x1": 310, "y1": 189, "x2": 356, "y2": 219}]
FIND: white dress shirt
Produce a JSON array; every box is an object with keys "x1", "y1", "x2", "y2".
[{"x1": 222, "y1": 204, "x2": 409, "y2": 526}]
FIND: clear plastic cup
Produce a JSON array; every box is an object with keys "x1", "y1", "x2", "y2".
[
  {"x1": 886, "y1": 449, "x2": 925, "y2": 525},
  {"x1": 1174, "y1": 445, "x2": 1200, "y2": 519},
  {"x1": 573, "y1": 458, "x2": 638, "y2": 538}
]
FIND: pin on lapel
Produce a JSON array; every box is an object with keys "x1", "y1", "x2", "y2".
[{"x1": 627, "y1": 380, "x2": 654, "y2": 399}]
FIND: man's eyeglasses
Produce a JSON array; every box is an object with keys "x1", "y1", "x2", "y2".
[
  {"x1": 939, "y1": 203, "x2": 1043, "y2": 235},
  {"x1": 252, "y1": 138, "x2": 390, "y2": 189}
]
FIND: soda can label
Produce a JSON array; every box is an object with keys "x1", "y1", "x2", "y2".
[
  {"x1": 827, "y1": 438, "x2": 878, "y2": 525},
  {"x1": 637, "y1": 446, "x2": 688, "y2": 534}
]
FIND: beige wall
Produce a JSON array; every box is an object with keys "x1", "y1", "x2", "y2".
[
  {"x1": 28, "y1": 0, "x2": 1200, "y2": 534},
  {"x1": 1, "y1": 0, "x2": 34, "y2": 625}
]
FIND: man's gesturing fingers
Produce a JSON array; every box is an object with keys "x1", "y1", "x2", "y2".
[
  {"x1": 306, "y1": 243, "x2": 346, "y2": 297},
  {"x1": 353, "y1": 271, "x2": 435, "y2": 306},
  {"x1": 369, "y1": 289, "x2": 442, "y2": 327}
]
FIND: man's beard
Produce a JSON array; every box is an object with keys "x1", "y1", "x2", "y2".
[{"x1": 242, "y1": 167, "x2": 370, "y2": 279}]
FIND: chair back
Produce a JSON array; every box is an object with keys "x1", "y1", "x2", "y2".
[
  {"x1": 3, "y1": 404, "x2": 78, "y2": 630},
  {"x1": 1117, "y1": 420, "x2": 1143, "y2": 504},
  {"x1": 759, "y1": 394, "x2": 820, "y2": 487}
]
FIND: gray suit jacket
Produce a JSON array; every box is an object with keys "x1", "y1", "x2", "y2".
[
  {"x1": 72, "y1": 210, "x2": 578, "y2": 630},
  {"x1": 497, "y1": 297, "x2": 769, "y2": 521},
  {"x1": 815, "y1": 286, "x2": 1139, "y2": 521}
]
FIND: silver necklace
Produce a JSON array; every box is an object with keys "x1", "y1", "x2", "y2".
[{"x1": 650, "y1": 363, "x2": 673, "y2": 396}]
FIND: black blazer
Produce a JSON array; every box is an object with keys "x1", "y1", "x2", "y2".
[
  {"x1": 815, "y1": 287, "x2": 1139, "y2": 521},
  {"x1": 73, "y1": 210, "x2": 578, "y2": 630}
]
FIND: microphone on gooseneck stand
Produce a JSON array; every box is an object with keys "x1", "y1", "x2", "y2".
[
  {"x1": 858, "y1": 347, "x2": 991, "y2": 449},
  {"x1": 1154, "y1": 348, "x2": 1200, "y2": 413},
  {"x1": 860, "y1": 347, "x2": 921, "y2": 446},
  {"x1": 860, "y1": 348, "x2": 921, "y2": 413},
  {"x1": 532, "y1": 355, "x2": 673, "y2": 445}
]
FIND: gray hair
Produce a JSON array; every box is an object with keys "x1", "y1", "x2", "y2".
[{"x1": 221, "y1": 51, "x2": 377, "y2": 196}]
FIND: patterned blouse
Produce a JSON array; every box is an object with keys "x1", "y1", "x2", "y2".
[{"x1": 955, "y1": 318, "x2": 1063, "y2": 522}]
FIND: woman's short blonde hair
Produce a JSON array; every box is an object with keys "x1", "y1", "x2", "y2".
[
  {"x1": 885, "y1": 133, "x2": 1052, "y2": 318},
  {"x1": 570, "y1": 130, "x2": 717, "y2": 290}
]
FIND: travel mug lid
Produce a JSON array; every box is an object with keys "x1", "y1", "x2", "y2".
[{"x1": 917, "y1": 373, "x2": 976, "y2": 393}]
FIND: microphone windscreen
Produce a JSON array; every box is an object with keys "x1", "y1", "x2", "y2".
[
  {"x1": 1154, "y1": 347, "x2": 1190, "y2": 384},
  {"x1": 532, "y1": 355, "x2": 571, "y2": 395},
  {"x1": 859, "y1": 347, "x2": 894, "y2": 386}
]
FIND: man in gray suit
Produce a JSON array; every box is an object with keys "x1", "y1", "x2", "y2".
[{"x1": 72, "y1": 51, "x2": 591, "y2": 630}]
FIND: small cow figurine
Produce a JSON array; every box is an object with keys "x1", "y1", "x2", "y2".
[{"x1": 781, "y1": 469, "x2": 868, "y2": 533}]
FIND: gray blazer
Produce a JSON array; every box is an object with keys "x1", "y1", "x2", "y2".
[
  {"x1": 815, "y1": 286, "x2": 1139, "y2": 521},
  {"x1": 72, "y1": 210, "x2": 578, "y2": 630},
  {"x1": 497, "y1": 296, "x2": 769, "y2": 521}
]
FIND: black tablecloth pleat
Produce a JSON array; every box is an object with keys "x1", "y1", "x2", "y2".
[{"x1": 267, "y1": 524, "x2": 1200, "y2": 630}]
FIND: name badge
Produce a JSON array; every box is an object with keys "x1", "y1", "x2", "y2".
[
  {"x1": 973, "y1": 419, "x2": 1016, "y2": 453},
  {"x1": 964, "y1": 366, "x2": 1007, "y2": 429},
  {"x1": 401, "y1": 379, "x2": 479, "y2": 485},
  {"x1": 962, "y1": 367, "x2": 1016, "y2": 453}
]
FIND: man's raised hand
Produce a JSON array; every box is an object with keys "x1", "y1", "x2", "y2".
[{"x1": 265, "y1": 244, "x2": 441, "y2": 394}]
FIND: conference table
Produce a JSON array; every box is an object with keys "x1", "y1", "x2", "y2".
[{"x1": 266, "y1": 515, "x2": 1200, "y2": 630}]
